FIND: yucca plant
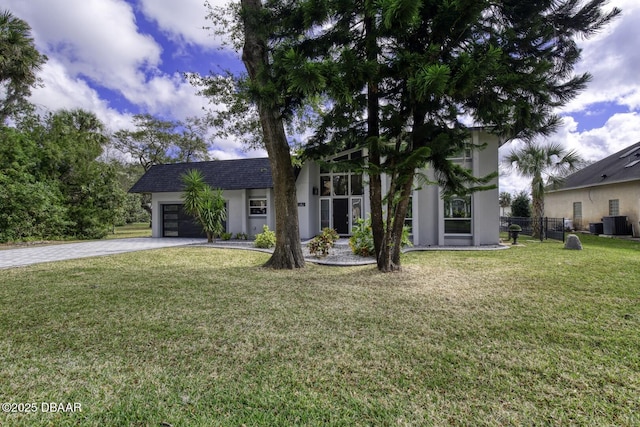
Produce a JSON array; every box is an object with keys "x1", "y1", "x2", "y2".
[{"x1": 181, "y1": 169, "x2": 226, "y2": 243}]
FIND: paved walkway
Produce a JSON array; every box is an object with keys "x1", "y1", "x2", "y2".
[{"x1": 0, "y1": 238, "x2": 206, "y2": 269}]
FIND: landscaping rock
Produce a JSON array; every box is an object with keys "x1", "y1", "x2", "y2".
[{"x1": 564, "y1": 234, "x2": 583, "y2": 250}]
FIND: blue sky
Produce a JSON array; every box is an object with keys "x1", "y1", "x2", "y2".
[{"x1": 5, "y1": 0, "x2": 640, "y2": 194}]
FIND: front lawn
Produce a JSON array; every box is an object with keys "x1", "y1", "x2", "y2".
[{"x1": 1, "y1": 235, "x2": 638, "y2": 426}]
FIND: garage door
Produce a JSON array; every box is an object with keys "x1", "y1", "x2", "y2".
[{"x1": 162, "y1": 204, "x2": 205, "y2": 237}]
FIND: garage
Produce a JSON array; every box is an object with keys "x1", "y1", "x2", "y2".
[{"x1": 161, "y1": 204, "x2": 205, "y2": 237}]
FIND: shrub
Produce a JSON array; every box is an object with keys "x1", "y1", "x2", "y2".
[
  {"x1": 508, "y1": 224, "x2": 522, "y2": 232},
  {"x1": 349, "y1": 218, "x2": 374, "y2": 256},
  {"x1": 511, "y1": 191, "x2": 531, "y2": 218},
  {"x1": 254, "y1": 225, "x2": 276, "y2": 248},
  {"x1": 308, "y1": 228, "x2": 339, "y2": 257},
  {"x1": 349, "y1": 217, "x2": 412, "y2": 257},
  {"x1": 234, "y1": 232, "x2": 248, "y2": 240},
  {"x1": 221, "y1": 232, "x2": 233, "y2": 240}
]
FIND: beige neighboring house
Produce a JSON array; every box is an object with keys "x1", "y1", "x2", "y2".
[{"x1": 545, "y1": 141, "x2": 640, "y2": 236}]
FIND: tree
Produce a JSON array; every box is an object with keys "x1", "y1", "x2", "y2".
[
  {"x1": 231, "y1": 0, "x2": 306, "y2": 268},
  {"x1": 0, "y1": 10, "x2": 47, "y2": 123},
  {"x1": 203, "y1": 0, "x2": 618, "y2": 271},
  {"x1": 181, "y1": 169, "x2": 227, "y2": 243},
  {"x1": 499, "y1": 192, "x2": 512, "y2": 217},
  {"x1": 503, "y1": 141, "x2": 583, "y2": 238},
  {"x1": 511, "y1": 191, "x2": 532, "y2": 218},
  {"x1": 175, "y1": 116, "x2": 212, "y2": 163},
  {"x1": 289, "y1": 0, "x2": 618, "y2": 271},
  {"x1": 113, "y1": 113, "x2": 212, "y2": 220},
  {"x1": 0, "y1": 109, "x2": 125, "y2": 241},
  {"x1": 113, "y1": 114, "x2": 179, "y2": 172}
]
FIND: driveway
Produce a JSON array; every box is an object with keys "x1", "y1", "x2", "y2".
[{"x1": 0, "y1": 238, "x2": 206, "y2": 269}]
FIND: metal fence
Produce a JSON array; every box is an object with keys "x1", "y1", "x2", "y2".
[{"x1": 500, "y1": 216, "x2": 566, "y2": 242}]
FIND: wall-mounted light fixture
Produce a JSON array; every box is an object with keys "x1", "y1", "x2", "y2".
[{"x1": 312, "y1": 187, "x2": 319, "y2": 195}]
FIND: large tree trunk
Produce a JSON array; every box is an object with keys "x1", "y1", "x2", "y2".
[
  {"x1": 241, "y1": 0, "x2": 305, "y2": 269},
  {"x1": 363, "y1": 0, "x2": 387, "y2": 271}
]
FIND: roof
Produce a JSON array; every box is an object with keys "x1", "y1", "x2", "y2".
[
  {"x1": 551, "y1": 141, "x2": 640, "y2": 192},
  {"x1": 129, "y1": 158, "x2": 273, "y2": 193}
]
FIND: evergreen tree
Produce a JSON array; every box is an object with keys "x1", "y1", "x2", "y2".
[{"x1": 202, "y1": 0, "x2": 619, "y2": 272}]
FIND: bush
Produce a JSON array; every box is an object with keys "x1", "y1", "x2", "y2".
[
  {"x1": 254, "y1": 225, "x2": 276, "y2": 248},
  {"x1": 308, "y1": 228, "x2": 339, "y2": 257},
  {"x1": 511, "y1": 191, "x2": 531, "y2": 218},
  {"x1": 349, "y1": 217, "x2": 412, "y2": 257},
  {"x1": 235, "y1": 232, "x2": 248, "y2": 240},
  {"x1": 349, "y1": 218, "x2": 374, "y2": 256},
  {"x1": 508, "y1": 224, "x2": 522, "y2": 232},
  {"x1": 221, "y1": 232, "x2": 233, "y2": 240}
]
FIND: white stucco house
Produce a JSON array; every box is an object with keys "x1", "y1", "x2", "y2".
[{"x1": 129, "y1": 128, "x2": 504, "y2": 246}]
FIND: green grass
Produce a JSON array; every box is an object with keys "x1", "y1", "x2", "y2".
[
  {"x1": 1, "y1": 234, "x2": 638, "y2": 426},
  {"x1": 105, "y1": 222, "x2": 152, "y2": 239}
]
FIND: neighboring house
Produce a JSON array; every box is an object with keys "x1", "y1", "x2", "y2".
[
  {"x1": 130, "y1": 129, "x2": 504, "y2": 246},
  {"x1": 545, "y1": 141, "x2": 640, "y2": 236}
]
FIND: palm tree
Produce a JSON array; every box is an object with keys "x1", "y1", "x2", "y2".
[
  {"x1": 0, "y1": 10, "x2": 47, "y2": 123},
  {"x1": 503, "y1": 141, "x2": 583, "y2": 238},
  {"x1": 181, "y1": 169, "x2": 227, "y2": 243},
  {"x1": 499, "y1": 192, "x2": 512, "y2": 217}
]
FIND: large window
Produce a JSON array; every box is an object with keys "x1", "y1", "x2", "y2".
[
  {"x1": 318, "y1": 150, "x2": 364, "y2": 234},
  {"x1": 444, "y1": 195, "x2": 472, "y2": 234},
  {"x1": 319, "y1": 150, "x2": 364, "y2": 197}
]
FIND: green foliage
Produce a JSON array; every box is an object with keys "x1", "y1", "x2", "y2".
[
  {"x1": 511, "y1": 191, "x2": 532, "y2": 218},
  {"x1": 508, "y1": 224, "x2": 522, "y2": 232},
  {"x1": 254, "y1": 225, "x2": 276, "y2": 248},
  {"x1": 503, "y1": 141, "x2": 584, "y2": 237},
  {"x1": 221, "y1": 232, "x2": 233, "y2": 241},
  {"x1": 235, "y1": 232, "x2": 248, "y2": 240},
  {"x1": 0, "y1": 9, "x2": 47, "y2": 123},
  {"x1": 181, "y1": 169, "x2": 227, "y2": 243},
  {"x1": 0, "y1": 112, "x2": 125, "y2": 242},
  {"x1": 349, "y1": 217, "x2": 375, "y2": 257},
  {"x1": 113, "y1": 113, "x2": 211, "y2": 171},
  {"x1": 308, "y1": 227, "x2": 339, "y2": 257},
  {"x1": 349, "y1": 217, "x2": 412, "y2": 257}
]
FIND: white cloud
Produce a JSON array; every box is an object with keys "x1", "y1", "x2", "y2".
[
  {"x1": 500, "y1": 112, "x2": 640, "y2": 195},
  {"x1": 563, "y1": 0, "x2": 640, "y2": 112},
  {"x1": 137, "y1": 0, "x2": 231, "y2": 49}
]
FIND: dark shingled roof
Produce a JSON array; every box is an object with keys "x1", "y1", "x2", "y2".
[
  {"x1": 552, "y1": 141, "x2": 640, "y2": 192},
  {"x1": 129, "y1": 158, "x2": 273, "y2": 193}
]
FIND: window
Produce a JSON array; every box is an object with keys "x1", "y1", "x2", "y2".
[
  {"x1": 573, "y1": 202, "x2": 582, "y2": 219},
  {"x1": 249, "y1": 199, "x2": 267, "y2": 216},
  {"x1": 404, "y1": 196, "x2": 413, "y2": 233},
  {"x1": 444, "y1": 195, "x2": 472, "y2": 234},
  {"x1": 609, "y1": 199, "x2": 619, "y2": 216},
  {"x1": 573, "y1": 202, "x2": 582, "y2": 229}
]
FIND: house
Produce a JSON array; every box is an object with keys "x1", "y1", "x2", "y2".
[
  {"x1": 129, "y1": 129, "x2": 503, "y2": 246},
  {"x1": 544, "y1": 141, "x2": 640, "y2": 237}
]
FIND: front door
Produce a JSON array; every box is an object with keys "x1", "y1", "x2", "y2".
[{"x1": 333, "y1": 198, "x2": 349, "y2": 234}]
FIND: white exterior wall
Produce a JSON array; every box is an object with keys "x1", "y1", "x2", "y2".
[
  {"x1": 294, "y1": 130, "x2": 501, "y2": 246},
  {"x1": 471, "y1": 131, "x2": 501, "y2": 246},
  {"x1": 295, "y1": 161, "x2": 319, "y2": 240},
  {"x1": 150, "y1": 188, "x2": 273, "y2": 238}
]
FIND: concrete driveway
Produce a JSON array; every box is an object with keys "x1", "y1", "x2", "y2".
[{"x1": 0, "y1": 238, "x2": 206, "y2": 269}]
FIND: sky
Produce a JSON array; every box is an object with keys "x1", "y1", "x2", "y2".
[{"x1": 5, "y1": 0, "x2": 640, "y2": 195}]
